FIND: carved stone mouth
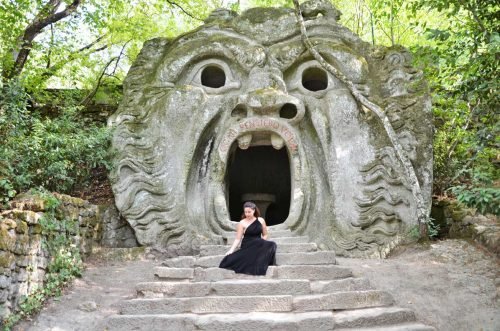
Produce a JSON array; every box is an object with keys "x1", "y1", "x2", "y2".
[
  {"x1": 225, "y1": 131, "x2": 292, "y2": 226},
  {"x1": 237, "y1": 131, "x2": 286, "y2": 150}
]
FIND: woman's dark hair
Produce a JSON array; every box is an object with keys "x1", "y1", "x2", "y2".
[{"x1": 241, "y1": 201, "x2": 261, "y2": 219}]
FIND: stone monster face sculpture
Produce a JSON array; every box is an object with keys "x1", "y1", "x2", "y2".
[{"x1": 109, "y1": 1, "x2": 433, "y2": 258}]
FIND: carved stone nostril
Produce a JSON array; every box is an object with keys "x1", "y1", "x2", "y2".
[
  {"x1": 279, "y1": 103, "x2": 298, "y2": 119},
  {"x1": 231, "y1": 104, "x2": 247, "y2": 118}
]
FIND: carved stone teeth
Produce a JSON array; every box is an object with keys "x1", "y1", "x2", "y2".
[
  {"x1": 271, "y1": 133, "x2": 284, "y2": 150},
  {"x1": 237, "y1": 133, "x2": 252, "y2": 150}
]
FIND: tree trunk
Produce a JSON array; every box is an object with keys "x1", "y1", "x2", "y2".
[{"x1": 3, "y1": 0, "x2": 83, "y2": 80}]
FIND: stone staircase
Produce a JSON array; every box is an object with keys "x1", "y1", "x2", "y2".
[{"x1": 105, "y1": 227, "x2": 435, "y2": 330}]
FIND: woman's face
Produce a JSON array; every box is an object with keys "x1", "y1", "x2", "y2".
[{"x1": 244, "y1": 207, "x2": 255, "y2": 218}]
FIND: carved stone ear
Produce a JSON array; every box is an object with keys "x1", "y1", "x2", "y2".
[{"x1": 300, "y1": 0, "x2": 342, "y2": 22}]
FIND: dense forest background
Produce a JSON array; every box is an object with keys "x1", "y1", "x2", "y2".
[{"x1": 0, "y1": 0, "x2": 498, "y2": 216}]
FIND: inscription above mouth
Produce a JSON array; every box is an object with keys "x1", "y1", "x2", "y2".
[{"x1": 219, "y1": 117, "x2": 299, "y2": 157}]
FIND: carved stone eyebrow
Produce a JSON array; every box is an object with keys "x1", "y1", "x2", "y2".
[
  {"x1": 154, "y1": 31, "x2": 266, "y2": 85},
  {"x1": 270, "y1": 36, "x2": 368, "y2": 84}
]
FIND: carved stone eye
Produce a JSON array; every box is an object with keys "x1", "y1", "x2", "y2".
[
  {"x1": 302, "y1": 67, "x2": 328, "y2": 91},
  {"x1": 201, "y1": 65, "x2": 226, "y2": 88},
  {"x1": 279, "y1": 103, "x2": 298, "y2": 119}
]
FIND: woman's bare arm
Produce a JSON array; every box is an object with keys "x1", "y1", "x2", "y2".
[
  {"x1": 225, "y1": 222, "x2": 244, "y2": 255},
  {"x1": 260, "y1": 218, "x2": 269, "y2": 240}
]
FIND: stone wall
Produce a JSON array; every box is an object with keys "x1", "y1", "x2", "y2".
[
  {"x1": 431, "y1": 197, "x2": 499, "y2": 257},
  {"x1": 0, "y1": 193, "x2": 138, "y2": 319}
]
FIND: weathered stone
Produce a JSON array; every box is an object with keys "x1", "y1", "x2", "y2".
[
  {"x1": 13, "y1": 235, "x2": 30, "y2": 255},
  {"x1": 0, "y1": 252, "x2": 15, "y2": 269},
  {"x1": 78, "y1": 301, "x2": 98, "y2": 312},
  {"x1": 0, "y1": 275, "x2": 10, "y2": 289},
  {"x1": 29, "y1": 223, "x2": 43, "y2": 234},
  {"x1": 12, "y1": 210, "x2": 41, "y2": 224},
  {"x1": 15, "y1": 220, "x2": 28, "y2": 234},
  {"x1": 9, "y1": 194, "x2": 46, "y2": 211},
  {"x1": 0, "y1": 224, "x2": 16, "y2": 251},
  {"x1": 333, "y1": 306, "x2": 416, "y2": 328},
  {"x1": 106, "y1": 312, "x2": 335, "y2": 331},
  {"x1": 119, "y1": 295, "x2": 293, "y2": 314},
  {"x1": 16, "y1": 268, "x2": 28, "y2": 282},
  {"x1": 293, "y1": 290, "x2": 394, "y2": 311},
  {"x1": 16, "y1": 255, "x2": 32, "y2": 267},
  {"x1": 0, "y1": 288, "x2": 8, "y2": 302},
  {"x1": 154, "y1": 267, "x2": 194, "y2": 280},
  {"x1": 108, "y1": 0, "x2": 433, "y2": 257},
  {"x1": 310, "y1": 278, "x2": 373, "y2": 293}
]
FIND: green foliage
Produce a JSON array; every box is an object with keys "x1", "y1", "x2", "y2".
[
  {"x1": 0, "y1": 0, "x2": 224, "y2": 92},
  {"x1": 451, "y1": 182, "x2": 500, "y2": 216},
  {"x1": 2, "y1": 191, "x2": 83, "y2": 330},
  {"x1": 408, "y1": 0, "x2": 499, "y2": 214},
  {"x1": 0, "y1": 80, "x2": 113, "y2": 201},
  {"x1": 408, "y1": 217, "x2": 440, "y2": 240}
]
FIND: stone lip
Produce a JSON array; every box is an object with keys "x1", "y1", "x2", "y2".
[{"x1": 218, "y1": 117, "x2": 300, "y2": 159}]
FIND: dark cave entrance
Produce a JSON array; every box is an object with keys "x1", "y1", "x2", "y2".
[{"x1": 226, "y1": 145, "x2": 291, "y2": 226}]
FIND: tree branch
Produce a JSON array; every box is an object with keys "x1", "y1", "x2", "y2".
[
  {"x1": 110, "y1": 41, "x2": 131, "y2": 76},
  {"x1": 81, "y1": 56, "x2": 118, "y2": 106},
  {"x1": 292, "y1": 0, "x2": 429, "y2": 237},
  {"x1": 460, "y1": 0, "x2": 488, "y2": 36},
  {"x1": 41, "y1": 43, "x2": 108, "y2": 81},
  {"x1": 4, "y1": 0, "x2": 83, "y2": 79},
  {"x1": 166, "y1": 0, "x2": 203, "y2": 21}
]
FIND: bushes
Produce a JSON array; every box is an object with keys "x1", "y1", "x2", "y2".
[{"x1": 0, "y1": 80, "x2": 113, "y2": 206}]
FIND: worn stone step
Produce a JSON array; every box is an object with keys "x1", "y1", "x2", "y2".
[
  {"x1": 335, "y1": 323, "x2": 436, "y2": 331},
  {"x1": 119, "y1": 295, "x2": 293, "y2": 314},
  {"x1": 293, "y1": 290, "x2": 394, "y2": 311},
  {"x1": 310, "y1": 278, "x2": 373, "y2": 293},
  {"x1": 222, "y1": 229, "x2": 293, "y2": 239},
  {"x1": 164, "y1": 251, "x2": 337, "y2": 268},
  {"x1": 105, "y1": 311, "x2": 335, "y2": 331},
  {"x1": 187, "y1": 265, "x2": 353, "y2": 282},
  {"x1": 333, "y1": 307, "x2": 416, "y2": 328},
  {"x1": 154, "y1": 267, "x2": 194, "y2": 280},
  {"x1": 199, "y1": 242, "x2": 318, "y2": 256},
  {"x1": 222, "y1": 236, "x2": 309, "y2": 244},
  {"x1": 275, "y1": 265, "x2": 352, "y2": 280},
  {"x1": 136, "y1": 279, "x2": 311, "y2": 298},
  {"x1": 267, "y1": 236, "x2": 310, "y2": 244}
]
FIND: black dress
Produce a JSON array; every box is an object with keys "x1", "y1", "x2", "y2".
[{"x1": 219, "y1": 219, "x2": 277, "y2": 275}]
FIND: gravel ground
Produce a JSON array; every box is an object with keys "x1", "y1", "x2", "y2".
[
  {"x1": 338, "y1": 239, "x2": 500, "y2": 331},
  {"x1": 10, "y1": 239, "x2": 500, "y2": 331}
]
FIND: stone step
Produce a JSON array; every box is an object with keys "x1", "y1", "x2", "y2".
[
  {"x1": 222, "y1": 229, "x2": 293, "y2": 239},
  {"x1": 187, "y1": 265, "x2": 353, "y2": 282},
  {"x1": 119, "y1": 295, "x2": 293, "y2": 314},
  {"x1": 267, "y1": 236, "x2": 310, "y2": 244},
  {"x1": 199, "y1": 242, "x2": 318, "y2": 256},
  {"x1": 120, "y1": 290, "x2": 393, "y2": 315},
  {"x1": 275, "y1": 265, "x2": 352, "y2": 280},
  {"x1": 105, "y1": 311, "x2": 335, "y2": 331},
  {"x1": 154, "y1": 267, "x2": 194, "y2": 280},
  {"x1": 136, "y1": 279, "x2": 311, "y2": 298},
  {"x1": 310, "y1": 278, "x2": 373, "y2": 293},
  {"x1": 333, "y1": 307, "x2": 416, "y2": 328},
  {"x1": 163, "y1": 251, "x2": 336, "y2": 268},
  {"x1": 293, "y1": 290, "x2": 394, "y2": 311},
  {"x1": 155, "y1": 265, "x2": 353, "y2": 282},
  {"x1": 335, "y1": 323, "x2": 436, "y2": 331},
  {"x1": 137, "y1": 278, "x2": 373, "y2": 298},
  {"x1": 222, "y1": 236, "x2": 309, "y2": 244}
]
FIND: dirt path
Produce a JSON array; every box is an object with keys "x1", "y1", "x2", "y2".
[
  {"x1": 339, "y1": 239, "x2": 500, "y2": 331},
  {"x1": 11, "y1": 239, "x2": 499, "y2": 331}
]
